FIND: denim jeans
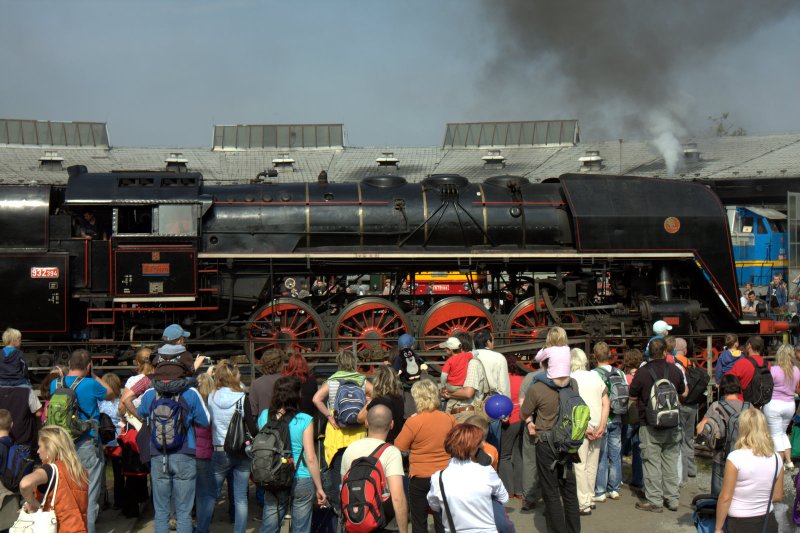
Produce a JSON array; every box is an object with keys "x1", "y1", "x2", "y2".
[
  {"x1": 196, "y1": 451, "x2": 251, "y2": 533},
  {"x1": 711, "y1": 461, "x2": 724, "y2": 498},
  {"x1": 76, "y1": 438, "x2": 104, "y2": 533},
  {"x1": 151, "y1": 453, "x2": 197, "y2": 533},
  {"x1": 194, "y1": 459, "x2": 215, "y2": 533},
  {"x1": 323, "y1": 449, "x2": 345, "y2": 516},
  {"x1": 595, "y1": 417, "x2": 622, "y2": 495},
  {"x1": 487, "y1": 417, "x2": 502, "y2": 449},
  {"x1": 261, "y1": 477, "x2": 316, "y2": 533},
  {"x1": 536, "y1": 438, "x2": 580, "y2": 533},
  {"x1": 623, "y1": 423, "x2": 643, "y2": 488}
]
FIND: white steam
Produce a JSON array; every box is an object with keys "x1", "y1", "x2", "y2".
[{"x1": 648, "y1": 112, "x2": 686, "y2": 176}]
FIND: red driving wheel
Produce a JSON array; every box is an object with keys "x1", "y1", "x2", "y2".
[
  {"x1": 246, "y1": 298, "x2": 324, "y2": 357},
  {"x1": 419, "y1": 297, "x2": 495, "y2": 350},
  {"x1": 504, "y1": 298, "x2": 547, "y2": 343},
  {"x1": 333, "y1": 298, "x2": 410, "y2": 354}
]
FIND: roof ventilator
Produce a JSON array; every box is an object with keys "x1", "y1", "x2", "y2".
[
  {"x1": 165, "y1": 152, "x2": 188, "y2": 172},
  {"x1": 272, "y1": 153, "x2": 295, "y2": 172},
  {"x1": 481, "y1": 149, "x2": 506, "y2": 170},
  {"x1": 683, "y1": 143, "x2": 701, "y2": 163},
  {"x1": 578, "y1": 150, "x2": 604, "y2": 172},
  {"x1": 376, "y1": 152, "x2": 399, "y2": 170},
  {"x1": 39, "y1": 150, "x2": 64, "y2": 170}
]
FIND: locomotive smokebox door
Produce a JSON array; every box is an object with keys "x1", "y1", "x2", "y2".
[{"x1": 113, "y1": 246, "x2": 196, "y2": 300}]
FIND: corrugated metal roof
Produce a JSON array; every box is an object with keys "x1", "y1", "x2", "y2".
[{"x1": 1, "y1": 132, "x2": 799, "y2": 186}]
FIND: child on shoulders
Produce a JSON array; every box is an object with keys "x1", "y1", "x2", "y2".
[
  {"x1": 0, "y1": 328, "x2": 31, "y2": 388},
  {"x1": 534, "y1": 327, "x2": 571, "y2": 381}
]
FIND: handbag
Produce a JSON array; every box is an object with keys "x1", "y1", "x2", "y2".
[
  {"x1": 10, "y1": 463, "x2": 59, "y2": 533},
  {"x1": 223, "y1": 397, "x2": 250, "y2": 457}
]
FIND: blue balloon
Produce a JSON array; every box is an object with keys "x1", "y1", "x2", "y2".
[{"x1": 484, "y1": 394, "x2": 514, "y2": 420}]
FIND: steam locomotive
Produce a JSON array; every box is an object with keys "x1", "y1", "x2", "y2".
[{"x1": 0, "y1": 165, "x2": 759, "y2": 366}]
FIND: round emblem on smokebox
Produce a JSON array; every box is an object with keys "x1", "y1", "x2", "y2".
[{"x1": 664, "y1": 217, "x2": 681, "y2": 234}]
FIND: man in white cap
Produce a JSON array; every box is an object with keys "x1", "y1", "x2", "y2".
[{"x1": 644, "y1": 320, "x2": 672, "y2": 361}]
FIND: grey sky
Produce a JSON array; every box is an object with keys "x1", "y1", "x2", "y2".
[{"x1": 2, "y1": 1, "x2": 799, "y2": 148}]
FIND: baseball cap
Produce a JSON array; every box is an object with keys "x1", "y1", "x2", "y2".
[
  {"x1": 163, "y1": 324, "x2": 191, "y2": 341},
  {"x1": 398, "y1": 333, "x2": 415, "y2": 349},
  {"x1": 437, "y1": 337, "x2": 461, "y2": 350},
  {"x1": 652, "y1": 320, "x2": 673, "y2": 335}
]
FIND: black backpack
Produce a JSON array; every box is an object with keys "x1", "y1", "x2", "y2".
[
  {"x1": 722, "y1": 401, "x2": 751, "y2": 460},
  {"x1": 645, "y1": 366, "x2": 680, "y2": 429},
  {"x1": 251, "y1": 412, "x2": 298, "y2": 491},
  {"x1": 0, "y1": 436, "x2": 34, "y2": 492},
  {"x1": 742, "y1": 356, "x2": 774, "y2": 408},
  {"x1": 683, "y1": 364, "x2": 711, "y2": 405}
]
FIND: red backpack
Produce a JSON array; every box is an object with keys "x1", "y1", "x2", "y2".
[{"x1": 340, "y1": 443, "x2": 393, "y2": 533}]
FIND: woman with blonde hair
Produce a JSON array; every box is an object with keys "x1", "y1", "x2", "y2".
[
  {"x1": 357, "y1": 365, "x2": 405, "y2": 442},
  {"x1": 312, "y1": 349, "x2": 374, "y2": 516},
  {"x1": 762, "y1": 343, "x2": 800, "y2": 468},
  {"x1": 19, "y1": 426, "x2": 89, "y2": 532},
  {"x1": 196, "y1": 360, "x2": 258, "y2": 533},
  {"x1": 715, "y1": 408, "x2": 783, "y2": 533},
  {"x1": 395, "y1": 379, "x2": 457, "y2": 533}
]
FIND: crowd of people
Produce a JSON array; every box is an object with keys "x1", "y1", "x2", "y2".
[{"x1": 0, "y1": 321, "x2": 796, "y2": 533}]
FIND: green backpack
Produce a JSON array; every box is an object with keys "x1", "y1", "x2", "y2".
[
  {"x1": 46, "y1": 377, "x2": 92, "y2": 440},
  {"x1": 546, "y1": 384, "x2": 590, "y2": 468}
]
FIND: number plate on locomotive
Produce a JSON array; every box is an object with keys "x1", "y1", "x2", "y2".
[{"x1": 30, "y1": 267, "x2": 59, "y2": 278}]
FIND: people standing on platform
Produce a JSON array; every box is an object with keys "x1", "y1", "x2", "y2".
[
  {"x1": 629, "y1": 338, "x2": 685, "y2": 513},
  {"x1": 197, "y1": 360, "x2": 258, "y2": 533},
  {"x1": 715, "y1": 408, "x2": 783, "y2": 532},
  {"x1": 570, "y1": 347, "x2": 609, "y2": 515},
  {"x1": 19, "y1": 426, "x2": 89, "y2": 533},
  {"x1": 357, "y1": 365, "x2": 405, "y2": 444},
  {"x1": 696, "y1": 374, "x2": 746, "y2": 497},
  {"x1": 725, "y1": 336, "x2": 771, "y2": 406},
  {"x1": 520, "y1": 358, "x2": 581, "y2": 532},
  {"x1": 250, "y1": 349, "x2": 285, "y2": 419},
  {"x1": 441, "y1": 335, "x2": 489, "y2": 424},
  {"x1": 518, "y1": 364, "x2": 544, "y2": 511},
  {"x1": 281, "y1": 353, "x2": 319, "y2": 416},
  {"x1": 644, "y1": 320, "x2": 672, "y2": 361},
  {"x1": 427, "y1": 424, "x2": 510, "y2": 533},
  {"x1": 341, "y1": 405, "x2": 408, "y2": 533},
  {"x1": 498, "y1": 353, "x2": 525, "y2": 498},
  {"x1": 673, "y1": 338, "x2": 699, "y2": 483},
  {"x1": 621, "y1": 349, "x2": 644, "y2": 495},
  {"x1": 137, "y1": 367, "x2": 209, "y2": 533},
  {"x1": 762, "y1": 343, "x2": 800, "y2": 469},
  {"x1": 472, "y1": 330, "x2": 510, "y2": 449},
  {"x1": 715, "y1": 335, "x2": 742, "y2": 384},
  {"x1": 312, "y1": 350, "x2": 372, "y2": 517},
  {"x1": 395, "y1": 379, "x2": 456, "y2": 533},
  {"x1": 591, "y1": 342, "x2": 623, "y2": 504},
  {"x1": 48, "y1": 349, "x2": 113, "y2": 533},
  {"x1": 258, "y1": 376, "x2": 327, "y2": 533}
]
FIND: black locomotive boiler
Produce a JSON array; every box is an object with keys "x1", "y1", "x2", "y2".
[{"x1": 0, "y1": 166, "x2": 750, "y2": 367}]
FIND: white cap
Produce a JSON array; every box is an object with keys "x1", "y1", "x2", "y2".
[
  {"x1": 653, "y1": 320, "x2": 673, "y2": 335},
  {"x1": 437, "y1": 337, "x2": 461, "y2": 350}
]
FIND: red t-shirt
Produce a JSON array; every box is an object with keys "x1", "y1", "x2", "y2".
[
  {"x1": 442, "y1": 351, "x2": 473, "y2": 387},
  {"x1": 508, "y1": 374, "x2": 523, "y2": 424},
  {"x1": 726, "y1": 354, "x2": 770, "y2": 392}
]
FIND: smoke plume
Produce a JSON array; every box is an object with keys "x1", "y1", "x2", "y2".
[{"x1": 481, "y1": 1, "x2": 799, "y2": 174}]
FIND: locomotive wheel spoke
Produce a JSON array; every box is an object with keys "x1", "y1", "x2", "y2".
[
  {"x1": 334, "y1": 298, "x2": 410, "y2": 355},
  {"x1": 246, "y1": 299, "x2": 325, "y2": 356},
  {"x1": 420, "y1": 297, "x2": 495, "y2": 350}
]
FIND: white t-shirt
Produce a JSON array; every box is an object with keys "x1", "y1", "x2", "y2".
[
  {"x1": 472, "y1": 348, "x2": 511, "y2": 397},
  {"x1": 124, "y1": 374, "x2": 148, "y2": 408},
  {"x1": 570, "y1": 369, "x2": 607, "y2": 429},
  {"x1": 727, "y1": 449, "x2": 782, "y2": 517}
]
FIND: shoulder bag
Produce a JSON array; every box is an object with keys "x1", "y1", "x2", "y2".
[
  {"x1": 224, "y1": 396, "x2": 251, "y2": 457},
  {"x1": 10, "y1": 463, "x2": 58, "y2": 533},
  {"x1": 438, "y1": 468, "x2": 457, "y2": 533}
]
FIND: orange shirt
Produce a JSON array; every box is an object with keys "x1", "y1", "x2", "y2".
[
  {"x1": 394, "y1": 410, "x2": 457, "y2": 478},
  {"x1": 482, "y1": 443, "x2": 499, "y2": 470}
]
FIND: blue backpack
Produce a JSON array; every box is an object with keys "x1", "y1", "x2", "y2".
[
  {"x1": 333, "y1": 381, "x2": 366, "y2": 427},
  {"x1": 0, "y1": 436, "x2": 34, "y2": 492},
  {"x1": 149, "y1": 393, "x2": 187, "y2": 454}
]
